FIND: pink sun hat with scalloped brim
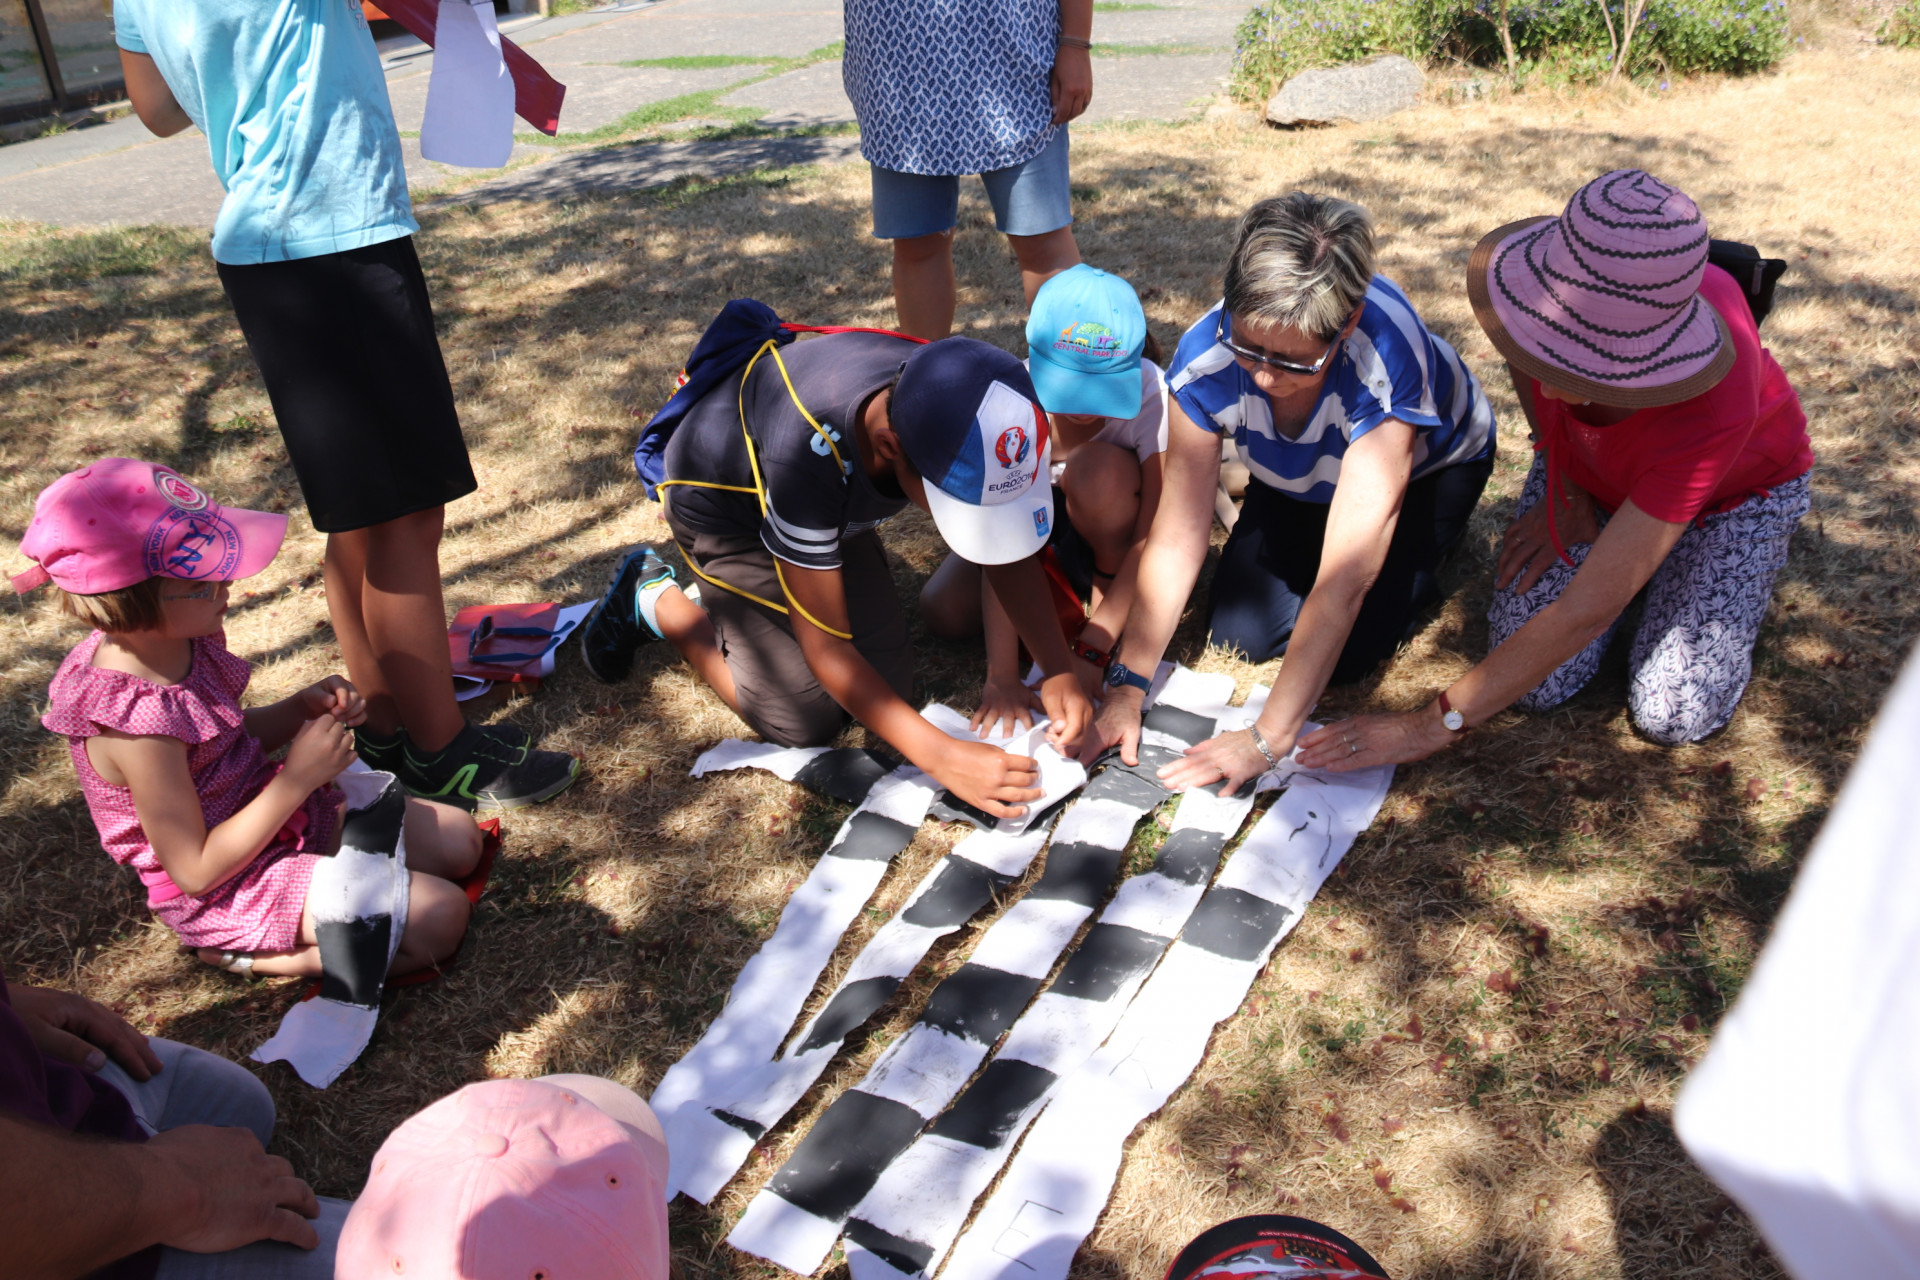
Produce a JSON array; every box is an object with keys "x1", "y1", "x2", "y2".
[
  {"x1": 12, "y1": 458, "x2": 287, "y2": 596},
  {"x1": 1468, "y1": 169, "x2": 1736, "y2": 409}
]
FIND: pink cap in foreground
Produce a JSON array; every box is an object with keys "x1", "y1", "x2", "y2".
[
  {"x1": 336, "y1": 1076, "x2": 671, "y2": 1280},
  {"x1": 13, "y1": 458, "x2": 288, "y2": 596}
]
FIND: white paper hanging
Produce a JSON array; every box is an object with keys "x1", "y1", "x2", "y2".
[{"x1": 420, "y1": 0, "x2": 516, "y2": 169}]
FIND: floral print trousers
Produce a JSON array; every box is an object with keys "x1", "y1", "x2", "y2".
[{"x1": 1488, "y1": 455, "x2": 1812, "y2": 745}]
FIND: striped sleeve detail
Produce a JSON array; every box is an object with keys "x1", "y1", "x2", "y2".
[{"x1": 762, "y1": 503, "x2": 844, "y2": 570}]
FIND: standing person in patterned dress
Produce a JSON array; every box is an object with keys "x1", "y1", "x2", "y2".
[
  {"x1": 1298, "y1": 170, "x2": 1814, "y2": 772},
  {"x1": 844, "y1": 0, "x2": 1093, "y2": 339}
]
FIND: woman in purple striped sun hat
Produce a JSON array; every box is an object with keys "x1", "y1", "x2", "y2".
[{"x1": 1297, "y1": 169, "x2": 1814, "y2": 771}]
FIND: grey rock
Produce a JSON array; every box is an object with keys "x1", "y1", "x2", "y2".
[{"x1": 1264, "y1": 54, "x2": 1425, "y2": 126}]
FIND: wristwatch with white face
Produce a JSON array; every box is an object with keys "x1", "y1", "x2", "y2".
[{"x1": 1438, "y1": 690, "x2": 1466, "y2": 733}]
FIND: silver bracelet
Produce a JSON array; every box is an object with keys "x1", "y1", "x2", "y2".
[{"x1": 1247, "y1": 724, "x2": 1278, "y2": 769}]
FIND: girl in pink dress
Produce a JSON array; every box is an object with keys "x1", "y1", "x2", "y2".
[{"x1": 19, "y1": 458, "x2": 482, "y2": 978}]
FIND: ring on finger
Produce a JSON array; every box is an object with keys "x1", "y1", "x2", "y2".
[{"x1": 1348, "y1": 741, "x2": 1360, "y2": 757}]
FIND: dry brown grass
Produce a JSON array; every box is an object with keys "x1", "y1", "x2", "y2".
[{"x1": 3, "y1": 42, "x2": 1917, "y2": 1280}]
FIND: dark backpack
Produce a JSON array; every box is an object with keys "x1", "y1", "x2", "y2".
[
  {"x1": 630, "y1": 299, "x2": 925, "y2": 500},
  {"x1": 1708, "y1": 239, "x2": 1788, "y2": 327}
]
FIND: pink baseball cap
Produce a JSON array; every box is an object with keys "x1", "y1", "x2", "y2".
[
  {"x1": 336, "y1": 1076, "x2": 671, "y2": 1280},
  {"x1": 12, "y1": 458, "x2": 287, "y2": 596},
  {"x1": 1468, "y1": 169, "x2": 1736, "y2": 409}
]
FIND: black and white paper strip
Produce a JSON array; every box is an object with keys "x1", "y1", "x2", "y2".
[
  {"x1": 935, "y1": 757, "x2": 1393, "y2": 1280},
  {"x1": 728, "y1": 670, "x2": 1251, "y2": 1274},
  {"x1": 252, "y1": 767, "x2": 410, "y2": 1089},
  {"x1": 653, "y1": 753, "x2": 939, "y2": 1196},
  {"x1": 657, "y1": 713, "x2": 1088, "y2": 1202}
]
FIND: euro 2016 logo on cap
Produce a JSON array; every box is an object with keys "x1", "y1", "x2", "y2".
[
  {"x1": 153, "y1": 469, "x2": 210, "y2": 513},
  {"x1": 994, "y1": 424, "x2": 1031, "y2": 471}
]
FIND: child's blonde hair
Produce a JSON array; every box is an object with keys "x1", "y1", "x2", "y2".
[{"x1": 57, "y1": 577, "x2": 165, "y2": 633}]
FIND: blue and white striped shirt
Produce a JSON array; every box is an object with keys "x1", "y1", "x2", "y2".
[{"x1": 1167, "y1": 277, "x2": 1495, "y2": 503}]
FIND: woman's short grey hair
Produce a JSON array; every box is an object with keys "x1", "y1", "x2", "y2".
[{"x1": 1223, "y1": 193, "x2": 1376, "y2": 342}]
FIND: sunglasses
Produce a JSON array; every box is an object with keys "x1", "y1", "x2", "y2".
[{"x1": 1216, "y1": 314, "x2": 1344, "y2": 377}]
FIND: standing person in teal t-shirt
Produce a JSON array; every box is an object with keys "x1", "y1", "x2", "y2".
[{"x1": 115, "y1": 0, "x2": 578, "y2": 813}]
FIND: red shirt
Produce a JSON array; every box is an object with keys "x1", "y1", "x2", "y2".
[{"x1": 1533, "y1": 265, "x2": 1813, "y2": 525}]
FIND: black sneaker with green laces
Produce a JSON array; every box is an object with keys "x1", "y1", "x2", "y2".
[
  {"x1": 400, "y1": 721, "x2": 579, "y2": 812},
  {"x1": 579, "y1": 546, "x2": 676, "y2": 683},
  {"x1": 354, "y1": 727, "x2": 408, "y2": 775}
]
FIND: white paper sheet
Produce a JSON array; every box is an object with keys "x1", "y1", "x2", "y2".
[
  {"x1": 420, "y1": 0, "x2": 515, "y2": 169},
  {"x1": 250, "y1": 998, "x2": 381, "y2": 1090},
  {"x1": 1677, "y1": 649, "x2": 1920, "y2": 1280}
]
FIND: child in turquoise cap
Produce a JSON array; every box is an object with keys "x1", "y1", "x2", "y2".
[{"x1": 920, "y1": 264, "x2": 1172, "y2": 733}]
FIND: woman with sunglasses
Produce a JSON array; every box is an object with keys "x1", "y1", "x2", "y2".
[{"x1": 1080, "y1": 192, "x2": 1496, "y2": 793}]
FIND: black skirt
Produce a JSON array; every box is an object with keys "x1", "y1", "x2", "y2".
[{"x1": 218, "y1": 235, "x2": 477, "y2": 533}]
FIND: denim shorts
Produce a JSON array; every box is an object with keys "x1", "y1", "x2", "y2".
[{"x1": 870, "y1": 128, "x2": 1073, "y2": 240}]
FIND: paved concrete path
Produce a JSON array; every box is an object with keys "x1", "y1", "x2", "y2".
[{"x1": 0, "y1": 0, "x2": 1252, "y2": 228}]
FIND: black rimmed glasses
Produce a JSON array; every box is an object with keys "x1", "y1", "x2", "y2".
[{"x1": 1216, "y1": 314, "x2": 1343, "y2": 377}]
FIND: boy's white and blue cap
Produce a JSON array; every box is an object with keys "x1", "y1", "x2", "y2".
[
  {"x1": 892, "y1": 338, "x2": 1054, "y2": 567},
  {"x1": 1025, "y1": 264, "x2": 1147, "y2": 421}
]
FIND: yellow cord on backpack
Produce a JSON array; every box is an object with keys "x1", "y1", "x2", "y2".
[{"x1": 655, "y1": 340, "x2": 856, "y2": 641}]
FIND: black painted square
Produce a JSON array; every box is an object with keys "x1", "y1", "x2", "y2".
[
  {"x1": 315, "y1": 916, "x2": 392, "y2": 1007},
  {"x1": 1082, "y1": 759, "x2": 1170, "y2": 809},
  {"x1": 767, "y1": 1090, "x2": 927, "y2": 1220},
  {"x1": 928, "y1": 1057, "x2": 1059, "y2": 1148},
  {"x1": 1150, "y1": 827, "x2": 1226, "y2": 886},
  {"x1": 1028, "y1": 841, "x2": 1126, "y2": 907},
  {"x1": 1050, "y1": 923, "x2": 1166, "y2": 1002},
  {"x1": 794, "y1": 976, "x2": 902, "y2": 1054},
  {"x1": 918, "y1": 965, "x2": 1042, "y2": 1044},
  {"x1": 793, "y1": 748, "x2": 893, "y2": 806},
  {"x1": 339, "y1": 781, "x2": 406, "y2": 856},
  {"x1": 1183, "y1": 887, "x2": 1294, "y2": 962},
  {"x1": 844, "y1": 1219, "x2": 936, "y2": 1275},
  {"x1": 1143, "y1": 703, "x2": 1216, "y2": 747},
  {"x1": 900, "y1": 859, "x2": 1009, "y2": 929},
  {"x1": 828, "y1": 811, "x2": 919, "y2": 862}
]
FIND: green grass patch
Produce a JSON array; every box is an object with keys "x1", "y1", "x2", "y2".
[
  {"x1": 611, "y1": 54, "x2": 778, "y2": 70},
  {"x1": 1093, "y1": 41, "x2": 1228, "y2": 57},
  {"x1": 0, "y1": 225, "x2": 202, "y2": 287},
  {"x1": 525, "y1": 41, "x2": 845, "y2": 146}
]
